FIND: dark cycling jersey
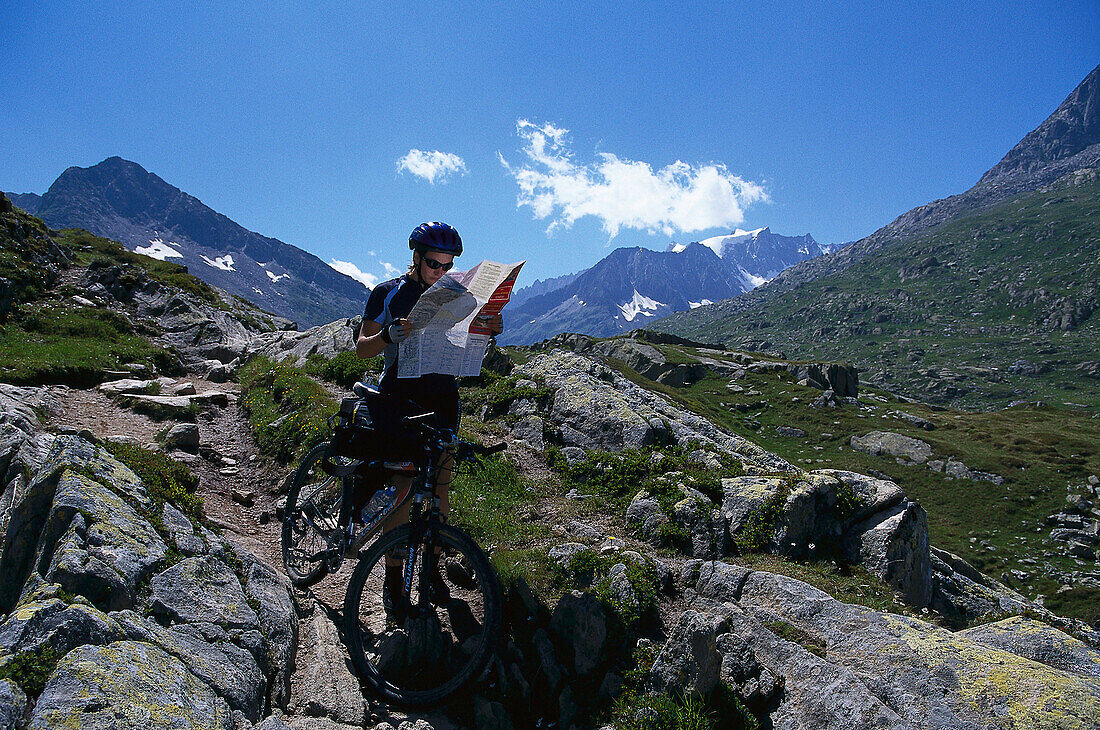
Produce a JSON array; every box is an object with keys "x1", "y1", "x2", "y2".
[{"x1": 363, "y1": 275, "x2": 459, "y2": 429}]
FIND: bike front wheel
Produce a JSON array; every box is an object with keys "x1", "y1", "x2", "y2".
[
  {"x1": 281, "y1": 441, "x2": 352, "y2": 587},
  {"x1": 343, "y1": 522, "x2": 502, "y2": 707}
]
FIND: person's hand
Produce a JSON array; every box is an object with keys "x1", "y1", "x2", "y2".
[{"x1": 382, "y1": 318, "x2": 411, "y2": 344}]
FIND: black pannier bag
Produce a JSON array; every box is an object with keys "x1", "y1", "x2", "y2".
[{"x1": 331, "y1": 391, "x2": 423, "y2": 462}]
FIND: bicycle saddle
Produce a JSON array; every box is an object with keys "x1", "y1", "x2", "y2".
[{"x1": 353, "y1": 381, "x2": 381, "y2": 398}]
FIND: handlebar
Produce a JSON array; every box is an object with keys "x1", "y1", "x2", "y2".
[{"x1": 399, "y1": 411, "x2": 507, "y2": 460}]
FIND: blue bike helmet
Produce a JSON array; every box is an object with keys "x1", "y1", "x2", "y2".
[{"x1": 409, "y1": 222, "x2": 462, "y2": 256}]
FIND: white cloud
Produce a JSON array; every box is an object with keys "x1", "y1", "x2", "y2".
[
  {"x1": 382, "y1": 262, "x2": 400, "y2": 276},
  {"x1": 396, "y1": 149, "x2": 468, "y2": 184},
  {"x1": 500, "y1": 120, "x2": 768, "y2": 238},
  {"x1": 329, "y1": 259, "x2": 379, "y2": 288}
]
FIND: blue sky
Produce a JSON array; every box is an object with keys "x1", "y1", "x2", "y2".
[{"x1": 2, "y1": 2, "x2": 1097, "y2": 288}]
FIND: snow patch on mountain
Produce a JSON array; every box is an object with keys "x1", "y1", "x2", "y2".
[
  {"x1": 618, "y1": 290, "x2": 663, "y2": 322},
  {"x1": 688, "y1": 299, "x2": 713, "y2": 309},
  {"x1": 135, "y1": 237, "x2": 183, "y2": 261},
  {"x1": 201, "y1": 254, "x2": 236, "y2": 271},
  {"x1": 266, "y1": 270, "x2": 290, "y2": 283}
]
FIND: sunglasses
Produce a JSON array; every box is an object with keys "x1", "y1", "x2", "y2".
[{"x1": 421, "y1": 256, "x2": 454, "y2": 271}]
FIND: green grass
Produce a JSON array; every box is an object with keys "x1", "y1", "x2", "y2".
[
  {"x1": 448, "y1": 447, "x2": 555, "y2": 594},
  {"x1": 303, "y1": 351, "x2": 382, "y2": 389},
  {"x1": 238, "y1": 356, "x2": 338, "y2": 463},
  {"x1": 652, "y1": 177, "x2": 1100, "y2": 410},
  {"x1": 0, "y1": 302, "x2": 179, "y2": 386},
  {"x1": 546, "y1": 444, "x2": 741, "y2": 518},
  {"x1": 450, "y1": 451, "x2": 545, "y2": 547}
]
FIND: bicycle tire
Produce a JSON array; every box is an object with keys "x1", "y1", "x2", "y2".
[
  {"x1": 343, "y1": 522, "x2": 502, "y2": 706},
  {"x1": 281, "y1": 441, "x2": 352, "y2": 586}
]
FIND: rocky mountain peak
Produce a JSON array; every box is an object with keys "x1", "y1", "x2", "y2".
[
  {"x1": 20, "y1": 157, "x2": 369, "y2": 329},
  {"x1": 980, "y1": 63, "x2": 1100, "y2": 186}
]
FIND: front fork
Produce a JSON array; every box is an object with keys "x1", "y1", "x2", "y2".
[{"x1": 402, "y1": 492, "x2": 443, "y2": 606}]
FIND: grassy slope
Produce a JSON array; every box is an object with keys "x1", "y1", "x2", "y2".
[
  {"x1": 651, "y1": 176, "x2": 1100, "y2": 410},
  {"x1": 601, "y1": 351, "x2": 1099, "y2": 623},
  {"x1": 0, "y1": 204, "x2": 281, "y2": 386}
]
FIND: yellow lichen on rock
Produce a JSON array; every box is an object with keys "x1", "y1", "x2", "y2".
[{"x1": 885, "y1": 615, "x2": 1100, "y2": 729}]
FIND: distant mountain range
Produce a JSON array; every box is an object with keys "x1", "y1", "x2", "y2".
[
  {"x1": 650, "y1": 63, "x2": 1100, "y2": 409},
  {"x1": 7, "y1": 157, "x2": 369, "y2": 328},
  {"x1": 499, "y1": 227, "x2": 829, "y2": 345}
]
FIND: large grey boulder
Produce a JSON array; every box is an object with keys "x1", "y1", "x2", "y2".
[
  {"x1": 0, "y1": 678, "x2": 26, "y2": 730},
  {"x1": 720, "y1": 476, "x2": 788, "y2": 552},
  {"x1": 695, "y1": 561, "x2": 752, "y2": 603},
  {"x1": 0, "y1": 597, "x2": 125, "y2": 661},
  {"x1": 514, "y1": 350, "x2": 792, "y2": 472},
  {"x1": 247, "y1": 317, "x2": 358, "y2": 366},
  {"x1": 0, "y1": 437, "x2": 166, "y2": 613},
  {"x1": 549, "y1": 591, "x2": 610, "y2": 677},
  {"x1": 929, "y1": 546, "x2": 1036, "y2": 624},
  {"x1": 0, "y1": 384, "x2": 59, "y2": 511},
  {"x1": 28, "y1": 640, "x2": 235, "y2": 730},
  {"x1": 129, "y1": 286, "x2": 263, "y2": 366},
  {"x1": 150, "y1": 556, "x2": 260, "y2": 631},
  {"x1": 959, "y1": 615, "x2": 1100, "y2": 679},
  {"x1": 850, "y1": 431, "x2": 933, "y2": 464},
  {"x1": 718, "y1": 603, "x2": 913, "y2": 730},
  {"x1": 809, "y1": 469, "x2": 905, "y2": 521},
  {"x1": 670, "y1": 496, "x2": 722, "y2": 559},
  {"x1": 111, "y1": 610, "x2": 264, "y2": 722},
  {"x1": 737, "y1": 570, "x2": 1100, "y2": 729},
  {"x1": 288, "y1": 598, "x2": 366, "y2": 726},
  {"x1": 625, "y1": 492, "x2": 667, "y2": 541},
  {"x1": 42, "y1": 472, "x2": 167, "y2": 611},
  {"x1": 647, "y1": 609, "x2": 726, "y2": 697},
  {"x1": 844, "y1": 500, "x2": 932, "y2": 608},
  {"x1": 241, "y1": 560, "x2": 298, "y2": 708},
  {"x1": 161, "y1": 503, "x2": 206, "y2": 556}
]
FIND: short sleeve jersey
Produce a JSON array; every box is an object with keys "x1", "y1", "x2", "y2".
[{"x1": 362, "y1": 275, "x2": 457, "y2": 395}]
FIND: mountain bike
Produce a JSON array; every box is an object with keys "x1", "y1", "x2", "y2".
[{"x1": 280, "y1": 383, "x2": 505, "y2": 706}]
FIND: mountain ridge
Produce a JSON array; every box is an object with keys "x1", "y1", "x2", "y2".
[
  {"x1": 689, "y1": 63, "x2": 1100, "y2": 307},
  {"x1": 12, "y1": 157, "x2": 369, "y2": 328},
  {"x1": 500, "y1": 226, "x2": 827, "y2": 345},
  {"x1": 648, "y1": 64, "x2": 1100, "y2": 408}
]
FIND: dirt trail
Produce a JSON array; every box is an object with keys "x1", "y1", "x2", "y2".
[{"x1": 49, "y1": 375, "x2": 687, "y2": 726}]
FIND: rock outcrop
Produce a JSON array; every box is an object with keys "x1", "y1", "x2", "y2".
[
  {"x1": 0, "y1": 435, "x2": 297, "y2": 727},
  {"x1": 510, "y1": 349, "x2": 793, "y2": 474}
]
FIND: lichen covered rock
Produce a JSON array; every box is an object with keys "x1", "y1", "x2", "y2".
[
  {"x1": 150, "y1": 556, "x2": 260, "y2": 631},
  {"x1": 28, "y1": 640, "x2": 234, "y2": 730}
]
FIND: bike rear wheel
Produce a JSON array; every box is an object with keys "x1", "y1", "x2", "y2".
[
  {"x1": 343, "y1": 522, "x2": 502, "y2": 706},
  {"x1": 281, "y1": 441, "x2": 352, "y2": 586}
]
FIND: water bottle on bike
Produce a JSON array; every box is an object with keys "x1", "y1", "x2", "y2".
[{"x1": 358, "y1": 483, "x2": 397, "y2": 536}]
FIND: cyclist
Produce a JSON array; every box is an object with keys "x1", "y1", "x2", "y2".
[{"x1": 356, "y1": 221, "x2": 502, "y2": 615}]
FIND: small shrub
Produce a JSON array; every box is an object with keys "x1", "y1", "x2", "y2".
[
  {"x1": 103, "y1": 442, "x2": 203, "y2": 520},
  {"x1": 733, "y1": 477, "x2": 796, "y2": 554},
  {"x1": 239, "y1": 356, "x2": 337, "y2": 463},
  {"x1": 304, "y1": 351, "x2": 382, "y2": 390},
  {"x1": 0, "y1": 646, "x2": 60, "y2": 697},
  {"x1": 656, "y1": 522, "x2": 691, "y2": 552}
]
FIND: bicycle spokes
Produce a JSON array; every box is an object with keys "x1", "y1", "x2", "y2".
[{"x1": 343, "y1": 523, "x2": 501, "y2": 705}]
